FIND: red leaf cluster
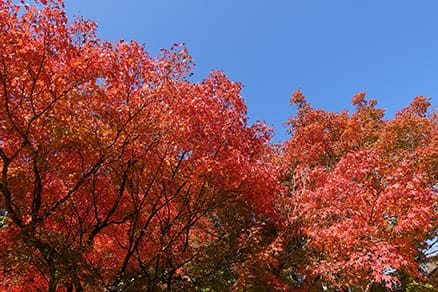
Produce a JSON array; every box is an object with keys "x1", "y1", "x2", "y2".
[
  {"x1": 280, "y1": 92, "x2": 437, "y2": 289},
  {"x1": 0, "y1": 1, "x2": 276, "y2": 290}
]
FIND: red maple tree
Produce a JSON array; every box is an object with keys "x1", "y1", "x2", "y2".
[
  {"x1": 278, "y1": 91, "x2": 437, "y2": 290},
  {"x1": 0, "y1": 1, "x2": 276, "y2": 290}
]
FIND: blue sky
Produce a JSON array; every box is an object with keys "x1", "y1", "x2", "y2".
[{"x1": 63, "y1": 0, "x2": 438, "y2": 142}]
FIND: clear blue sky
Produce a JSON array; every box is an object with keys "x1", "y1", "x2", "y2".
[{"x1": 63, "y1": 0, "x2": 437, "y2": 142}]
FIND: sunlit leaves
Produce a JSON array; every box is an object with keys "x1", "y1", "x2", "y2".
[
  {"x1": 281, "y1": 91, "x2": 437, "y2": 289},
  {"x1": 0, "y1": 0, "x2": 436, "y2": 291},
  {"x1": 0, "y1": 1, "x2": 275, "y2": 290}
]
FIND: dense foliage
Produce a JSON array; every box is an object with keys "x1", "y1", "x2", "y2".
[
  {"x1": 0, "y1": 1, "x2": 436, "y2": 291},
  {"x1": 276, "y1": 91, "x2": 438, "y2": 291}
]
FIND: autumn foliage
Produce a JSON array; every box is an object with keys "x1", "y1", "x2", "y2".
[
  {"x1": 276, "y1": 91, "x2": 438, "y2": 290},
  {"x1": 0, "y1": 0, "x2": 275, "y2": 290},
  {"x1": 0, "y1": 0, "x2": 436, "y2": 291}
]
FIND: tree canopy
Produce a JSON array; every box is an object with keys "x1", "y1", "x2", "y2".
[{"x1": 0, "y1": 1, "x2": 436, "y2": 291}]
